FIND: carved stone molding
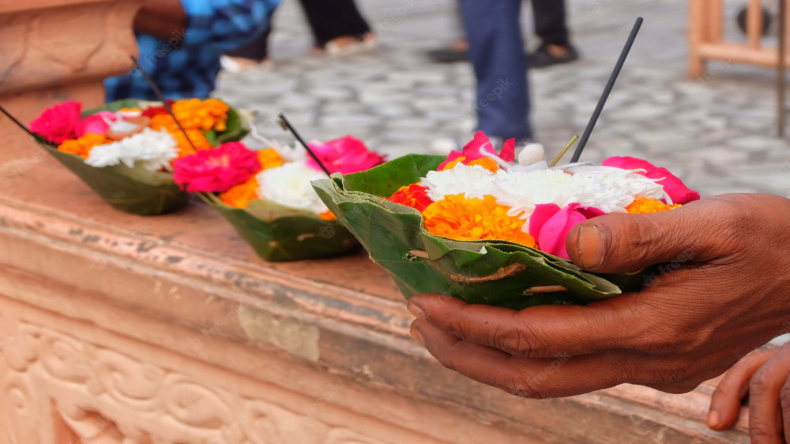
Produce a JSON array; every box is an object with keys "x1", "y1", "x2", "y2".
[{"x1": 0, "y1": 306, "x2": 402, "y2": 444}]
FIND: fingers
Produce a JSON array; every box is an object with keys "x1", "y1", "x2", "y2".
[
  {"x1": 748, "y1": 345, "x2": 790, "y2": 444},
  {"x1": 566, "y1": 200, "x2": 728, "y2": 273},
  {"x1": 708, "y1": 349, "x2": 779, "y2": 431},
  {"x1": 411, "y1": 318, "x2": 627, "y2": 398},
  {"x1": 408, "y1": 292, "x2": 648, "y2": 359}
]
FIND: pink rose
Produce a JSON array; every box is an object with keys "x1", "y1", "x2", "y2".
[
  {"x1": 438, "y1": 131, "x2": 515, "y2": 170},
  {"x1": 29, "y1": 101, "x2": 83, "y2": 144},
  {"x1": 173, "y1": 142, "x2": 261, "y2": 193},
  {"x1": 307, "y1": 136, "x2": 386, "y2": 174},
  {"x1": 78, "y1": 111, "x2": 117, "y2": 137},
  {"x1": 529, "y1": 203, "x2": 605, "y2": 260},
  {"x1": 603, "y1": 156, "x2": 700, "y2": 205}
]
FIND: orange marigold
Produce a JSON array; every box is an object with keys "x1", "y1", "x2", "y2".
[
  {"x1": 57, "y1": 133, "x2": 108, "y2": 159},
  {"x1": 422, "y1": 194, "x2": 537, "y2": 248},
  {"x1": 172, "y1": 98, "x2": 230, "y2": 132},
  {"x1": 439, "y1": 156, "x2": 499, "y2": 173},
  {"x1": 626, "y1": 197, "x2": 682, "y2": 214},
  {"x1": 257, "y1": 148, "x2": 284, "y2": 171},
  {"x1": 319, "y1": 210, "x2": 337, "y2": 221},
  {"x1": 169, "y1": 129, "x2": 212, "y2": 159},
  {"x1": 219, "y1": 176, "x2": 259, "y2": 209}
]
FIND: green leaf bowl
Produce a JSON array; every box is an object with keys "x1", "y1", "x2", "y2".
[
  {"x1": 36, "y1": 99, "x2": 250, "y2": 216},
  {"x1": 312, "y1": 154, "x2": 651, "y2": 309},
  {"x1": 200, "y1": 193, "x2": 360, "y2": 262}
]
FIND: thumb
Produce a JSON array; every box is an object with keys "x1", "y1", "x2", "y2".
[{"x1": 566, "y1": 204, "x2": 721, "y2": 274}]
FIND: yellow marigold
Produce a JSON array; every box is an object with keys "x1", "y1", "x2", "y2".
[
  {"x1": 170, "y1": 98, "x2": 230, "y2": 132},
  {"x1": 626, "y1": 197, "x2": 682, "y2": 214},
  {"x1": 422, "y1": 194, "x2": 537, "y2": 248},
  {"x1": 57, "y1": 133, "x2": 108, "y2": 159},
  {"x1": 219, "y1": 176, "x2": 259, "y2": 208},
  {"x1": 466, "y1": 157, "x2": 499, "y2": 173},
  {"x1": 439, "y1": 156, "x2": 499, "y2": 173},
  {"x1": 257, "y1": 148, "x2": 284, "y2": 171},
  {"x1": 169, "y1": 129, "x2": 212, "y2": 159},
  {"x1": 319, "y1": 210, "x2": 337, "y2": 221}
]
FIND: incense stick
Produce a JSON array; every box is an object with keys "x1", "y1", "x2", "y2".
[
  {"x1": 277, "y1": 113, "x2": 332, "y2": 177},
  {"x1": 550, "y1": 135, "x2": 579, "y2": 167},
  {"x1": 0, "y1": 104, "x2": 56, "y2": 147},
  {"x1": 130, "y1": 56, "x2": 197, "y2": 152},
  {"x1": 571, "y1": 17, "x2": 644, "y2": 163}
]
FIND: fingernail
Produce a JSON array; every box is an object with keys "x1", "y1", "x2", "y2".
[
  {"x1": 407, "y1": 300, "x2": 426, "y2": 319},
  {"x1": 409, "y1": 324, "x2": 425, "y2": 346},
  {"x1": 577, "y1": 225, "x2": 606, "y2": 269},
  {"x1": 707, "y1": 411, "x2": 721, "y2": 429}
]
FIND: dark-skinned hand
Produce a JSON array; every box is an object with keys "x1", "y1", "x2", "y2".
[
  {"x1": 408, "y1": 194, "x2": 790, "y2": 399},
  {"x1": 708, "y1": 342, "x2": 790, "y2": 443}
]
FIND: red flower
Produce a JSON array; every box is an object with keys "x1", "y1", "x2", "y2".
[
  {"x1": 30, "y1": 101, "x2": 83, "y2": 144},
  {"x1": 603, "y1": 156, "x2": 700, "y2": 205},
  {"x1": 307, "y1": 136, "x2": 386, "y2": 174},
  {"x1": 388, "y1": 184, "x2": 433, "y2": 212},
  {"x1": 438, "y1": 131, "x2": 515, "y2": 170},
  {"x1": 141, "y1": 100, "x2": 174, "y2": 118},
  {"x1": 173, "y1": 142, "x2": 261, "y2": 193}
]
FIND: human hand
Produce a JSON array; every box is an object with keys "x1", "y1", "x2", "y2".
[
  {"x1": 708, "y1": 343, "x2": 790, "y2": 443},
  {"x1": 408, "y1": 194, "x2": 790, "y2": 398}
]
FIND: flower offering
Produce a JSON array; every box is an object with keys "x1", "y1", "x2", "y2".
[
  {"x1": 313, "y1": 132, "x2": 700, "y2": 308},
  {"x1": 29, "y1": 99, "x2": 249, "y2": 215},
  {"x1": 173, "y1": 136, "x2": 386, "y2": 261}
]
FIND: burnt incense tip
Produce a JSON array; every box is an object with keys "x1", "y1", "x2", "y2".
[{"x1": 278, "y1": 118, "x2": 288, "y2": 132}]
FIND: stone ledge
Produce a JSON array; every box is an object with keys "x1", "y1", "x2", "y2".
[{"x1": 0, "y1": 146, "x2": 751, "y2": 443}]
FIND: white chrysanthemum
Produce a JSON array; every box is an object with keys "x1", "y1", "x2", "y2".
[
  {"x1": 421, "y1": 163, "x2": 496, "y2": 201},
  {"x1": 86, "y1": 129, "x2": 179, "y2": 172},
  {"x1": 568, "y1": 165, "x2": 668, "y2": 203},
  {"x1": 490, "y1": 169, "x2": 635, "y2": 221},
  {"x1": 257, "y1": 161, "x2": 328, "y2": 214}
]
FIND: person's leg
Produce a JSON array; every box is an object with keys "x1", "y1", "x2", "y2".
[
  {"x1": 529, "y1": 0, "x2": 579, "y2": 68},
  {"x1": 531, "y1": 0, "x2": 570, "y2": 47},
  {"x1": 298, "y1": 0, "x2": 372, "y2": 48},
  {"x1": 459, "y1": 0, "x2": 532, "y2": 141}
]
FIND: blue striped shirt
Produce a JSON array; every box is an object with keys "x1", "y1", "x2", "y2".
[{"x1": 105, "y1": 0, "x2": 280, "y2": 102}]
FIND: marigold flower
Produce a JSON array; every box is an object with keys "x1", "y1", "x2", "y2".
[
  {"x1": 466, "y1": 158, "x2": 499, "y2": 173},
  {"x1": 626, "y1": 197, "x2": 681, "y2": 214},
  {"x1": 173, "y1": 142, "x2": 261, "y2": 193},
  {"x1": 172, "y1": 98, "x2": 230, "y2": 132},
  {"x1": 57, "y1": 133, "x2": 109, "y2": 159},
  {"x1": 257, "y1": 148, "x2": 284, "y2": 171},
  {"x1": 167, "y1": 129, "x2": 212, "y2": 159},
  {"x1": 219, "y1": 176, "x2": 260, "y2": 208},
  {"x1": 320, "y1": 210, "x2": 337, "y2": 221},
  {"x1": 422, "y1": 194, "x2": 537, "y2": 248},
  {"x1": 388, "y1": 184, "x2": 433, "y2": 212}
]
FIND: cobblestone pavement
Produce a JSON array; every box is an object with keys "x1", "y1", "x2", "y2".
[{"x1": 215, "y1": 0, "x2": 790, "y2": 198}]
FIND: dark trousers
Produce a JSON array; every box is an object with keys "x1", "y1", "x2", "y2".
[
  {"x1": 532, "y1": 0, "x2": 570, "y2": 47},
  {"x1": 226, "y1": 0, "x2": 372, "y2": 61},
  {"x1": 459, "y1": 0, "x2": 533, "y2": 141}
]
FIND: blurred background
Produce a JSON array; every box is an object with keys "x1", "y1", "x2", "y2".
[{"x1": 215, "y1": 0, "x2": 788, "y2": 199}]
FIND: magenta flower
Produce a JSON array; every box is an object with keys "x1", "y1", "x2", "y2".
[
  {"x1": 438, "y1": 131, "x2": 516, "y2": 170},
  {"x1": 529, "y1": 203, "x2": 605, "y2": 260},
  {"x1": 29, "y1": 101, "x2": 83, "y2": 144},
  {"x1": 307, "y1": 136, "x2": 386, "y2": 174},
  {"x1": 603, "y1": 156, "x2": 700, "y2": 205},
  {"x1": 78, "y1": 111, "x2": 117, "y2": 137},
  {"x1": 173, "y1": 142, "x2": 261, "y2": 193}
]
